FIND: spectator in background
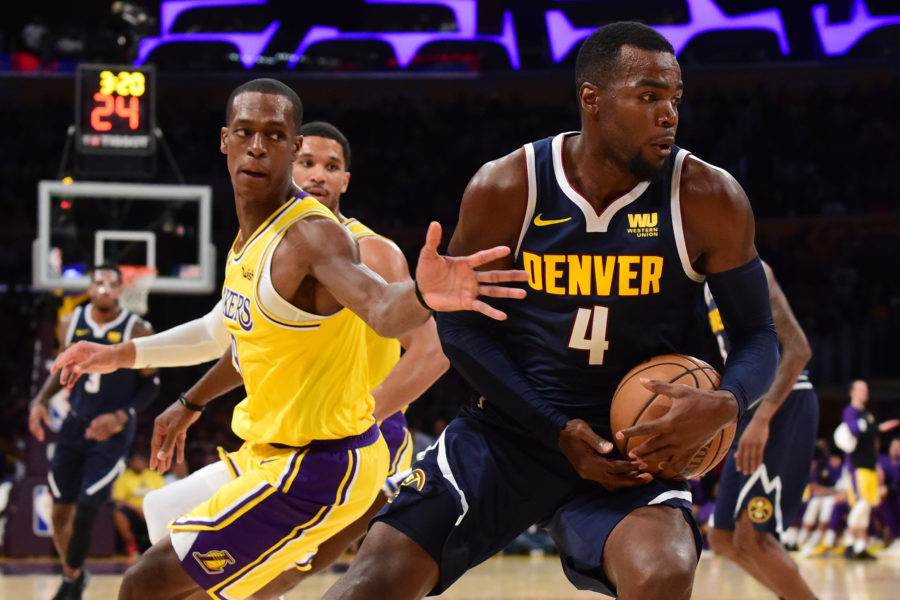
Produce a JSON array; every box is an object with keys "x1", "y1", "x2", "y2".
[
  {"x1": 112, "y1": 451, "x2": 165, "y2": 562},
  {"x1": 162, "y1": 457, "x2": 188, "y2": 486}
]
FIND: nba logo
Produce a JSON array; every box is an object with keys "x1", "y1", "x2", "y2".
[{"x1": 33, "y1": 485, "x2": 53, "y2": 537}]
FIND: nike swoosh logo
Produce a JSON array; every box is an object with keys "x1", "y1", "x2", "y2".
[
  {"x1": 533, "y1": 213, "x2": 572, "y2": 226},
  {"x1": 259, "y1": 458, "x2": 278, "y2": 465}
]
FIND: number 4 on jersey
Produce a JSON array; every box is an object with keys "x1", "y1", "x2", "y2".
[{"x1": 568, "y1": 306, "x2": 610, "y2": 365}]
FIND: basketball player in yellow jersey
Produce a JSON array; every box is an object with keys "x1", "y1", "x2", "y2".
[{"x1": 53, "y1": 78, "x2": 526, "y2": 600}]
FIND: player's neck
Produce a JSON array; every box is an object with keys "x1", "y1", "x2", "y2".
[
  {"x1": 234, "y1": 187, "x2": 293, "y2": 246},
  {"x1": 565, "y1": 133, "x2": 642, "y2": 212},
  {"x1": 90, "y1": 303, "x2": 121, "y2": 324}
]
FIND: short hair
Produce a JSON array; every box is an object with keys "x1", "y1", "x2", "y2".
[
  {"x1": 89, "y1": 263, "x2": 122, "y2": 284},
  {"x1": 225, "y1": 78, "x2": 303, "y2": 134},
  {"x1": 300, "y1": 121, "x2": 352, "y2": 169},
  {"x1": 575, "y1": 21, "x2": 675, "y2": 89}
]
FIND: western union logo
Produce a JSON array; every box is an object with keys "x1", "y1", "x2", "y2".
[{"x1": 626, "y1": 212, "x2": 658, "y2": 237}]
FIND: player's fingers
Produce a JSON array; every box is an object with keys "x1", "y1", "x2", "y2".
[
  {"x1": 176, "y1": 432, "x2": 187, "y2": 465},
  {"x1": 470, "y1": 299, "x2": 508, "y2": 321},
  {"x1": 639, "y1": 377, "x2": 689, "y2": 397},
  {"x1": 463, "y1": 245, "x2": 512, "y2": 268},
  {"x1": 616, "y1": 418, "x2": 667, "y2": 440},
  {"x1": 476, "y1": 284, "x2": 527, "y2": 299},
  {"x1": 422, "y1": 221, "x2": 442, "y2": 255},
  {"x1": 475, "y1": 268, "x2": 528, "y2": 284}
]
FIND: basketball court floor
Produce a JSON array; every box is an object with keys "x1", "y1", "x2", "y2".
[{"x1": 2, "y1": 551, "x2": 897, "y2": 599}]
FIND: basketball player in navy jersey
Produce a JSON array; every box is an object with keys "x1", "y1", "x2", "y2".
[
  {"x1": 706, "y1": 262, "x2": 820, "y2": 600},
  {"x1": 322, "y1": 22, "x2": 778, "y2": 600},
  {"x1": 29, "y1": 265, "x2": 159, "y2": 600}
]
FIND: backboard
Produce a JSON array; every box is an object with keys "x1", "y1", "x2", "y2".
[{"x1": 33, "y1": 180, "x2": 216, "y2": 294}]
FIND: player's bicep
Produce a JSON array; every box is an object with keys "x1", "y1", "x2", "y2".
[
  {"x1": 301, "y1": 220, "x2": 391, "y2": 322},
  {"x1": 681, "y1": 157, "x2": 757, "y2": 275}
]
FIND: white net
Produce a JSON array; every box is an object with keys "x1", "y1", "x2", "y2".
[{"x1": 119, "y1": 265, "x2": 157, "y2": 316}]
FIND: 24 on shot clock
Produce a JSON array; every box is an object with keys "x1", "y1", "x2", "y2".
[{"x1": 75, "y1": 63, "x2": 156, "y2": 157}]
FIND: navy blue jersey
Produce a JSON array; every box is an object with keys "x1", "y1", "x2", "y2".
[
  {"x1": 63, "y1": 303, "x2": 144, "y2": 421},
  {"x1": 704, "y1": 282, "x2": 813, "y2": 397},
  {"x1": 497, "y1": 132, "x2": 708, "y2": 438}
]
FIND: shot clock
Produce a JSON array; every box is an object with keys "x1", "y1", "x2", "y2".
[{"x1": 75, "y1": 63, "x2": 156, "y2": 157}]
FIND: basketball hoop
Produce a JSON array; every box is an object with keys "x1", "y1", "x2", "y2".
[{"x1": 119, "y1": 265, "x2": 157, "y2": 316}]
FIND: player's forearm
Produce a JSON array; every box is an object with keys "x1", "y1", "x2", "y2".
[
  {"x1": 132, "y1": 302, "x2": 229, "y2": 368},
  {"x1": 707, "y1": 257, "x2": 779, "y2": 420},
  {"x1": 372, "y1": 321, "x2": 449, "y2": 421},
  {"x1": 364, "y1": 280, "x2": 433, "y2": 339},
  {"x1": 32, "y1": 372, "x2": 65, "y2": 406},
  {"x1": 753, "y1": 338, "x2": 811, "y2": 423},
  {"x1": 181, "y1": 352, "x2": 244, "y2": 408},
  {"x1": 436, "y1": 311, "x2": 570, "y2": 448}
]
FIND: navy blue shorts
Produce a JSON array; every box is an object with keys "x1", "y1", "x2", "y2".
[
  {"x1": 711, "y1": 388, "x2": 818, "y2": 534},
  {"x1": 376, "y1": 406, "x2": 700, "y2": 596},
  {"x1": 49, "y1": 414, "x2": 136, "y2": 508}
]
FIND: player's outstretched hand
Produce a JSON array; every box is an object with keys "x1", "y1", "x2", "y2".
[
  {"x1": 150, "y1": 400, "x2": 202, "y2": 474},
  {"x1": 51, "y1": 341, "x2": 129, "y2": 388},
  {"x1": 27, "y1": 403, "x2": 50, "y2": 442},
  {"x1": 558, "y1": 418, "x2": 653, "y2": 491},
  {"x1": 415, "y1": 222, "x2": 528, "y2": 320},
  {"x1": 616, "y1": 378, "x2": 738, "y2": 476}
]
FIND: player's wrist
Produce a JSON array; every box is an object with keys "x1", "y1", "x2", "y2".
[
  {"x1": 178, "y1": 392, "x2": 206, "y2": 412},
  {"x1": 413, "y1": 280, "x2": 435, "y2": 313},
  {"x1": 117, "y1": 341, "x2": 138, "y2": 368},
  {"x1": 114, "y1": 409, "x2": 129, "y2": 425},
  {"x1": 710, "y1": 390, "x2": 740, "y2": 425}
]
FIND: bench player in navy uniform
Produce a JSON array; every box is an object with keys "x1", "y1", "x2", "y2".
[
  {"x1": 28, "y1": 264, "x2": 159, "y2": 600},
  {"x1": 705, "y1": 262, "x2": 820, "y2": 600},
  {"x1": 322, "y1": 22, "x2": 778, "y2": 600}
]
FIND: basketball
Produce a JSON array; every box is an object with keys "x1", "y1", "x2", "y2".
[{"x1": 610, "y1": 354, "x2": 736, "y2": 480}]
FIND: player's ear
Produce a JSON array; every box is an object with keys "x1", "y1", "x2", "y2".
[
  {"x1": 220, "y1": 127, "x2": 228, "y2": 155},
  {"x1": 341, "y1": 171, "x2": 350, "y2": 194},
  {"x1": 579, "y1": 82, "x2": 602, "y2": 118},
  {"x1": 292, "y1": 134, "x2": 303, "y2": 162}
]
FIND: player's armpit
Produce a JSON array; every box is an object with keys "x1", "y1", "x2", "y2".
[{"x1": 447, "y1": 150, "x2": 529, "y2": 267}]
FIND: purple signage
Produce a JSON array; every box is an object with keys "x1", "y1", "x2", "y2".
[
  {"x1": 288, "y1": 0, "x2": 519, "y2": 69},
  {"x1": 812, "y1": 0, "x2": 900, "y2": 56},
  {"x1": 133, "y1": 0, "x2": 900, "y2": 70},
  {"x1": 547, "y1": 0, "x2": 789, "y2": 62}
]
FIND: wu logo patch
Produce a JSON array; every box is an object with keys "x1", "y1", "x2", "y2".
[
  {"x1": 402, "y1": 468, "x2": 426, "y2": 492},
  {"x1": 193, "y1": 549, "x2": 236, "y2": 574},
  {"x1": 747, "y1": 496, "x2": 773, "y2": 524},
  {"x1": 626, "y1": 213, "x2": 659, "y2": 237},
  {"x1": 242, "y1": 266, "x2": 255, "y2": 281},
  {"x1": 107, "y1": 331, "x2": 122, "y2": 343}
]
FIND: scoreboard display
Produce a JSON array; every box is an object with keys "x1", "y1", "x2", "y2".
[{"x1": 75, "y1": 63, "x2": 156, "y2": 156}]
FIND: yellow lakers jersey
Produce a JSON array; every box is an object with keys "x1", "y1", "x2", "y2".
[
  {"x1": 223, "y1": 195, "x2": 373, "y2": 446},
  {"x1": 342, "y1": 217, "x2": 402, "y2": 391}
]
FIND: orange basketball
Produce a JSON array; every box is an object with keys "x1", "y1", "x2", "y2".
[{"x1": 610, "y1": 354, "x2": 735, "y2": 480}]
